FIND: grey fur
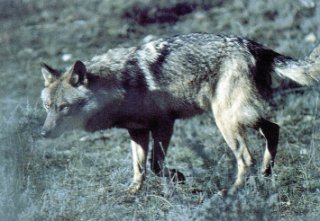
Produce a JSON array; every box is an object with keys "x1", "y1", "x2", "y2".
[{"x1": 40, "y1": 33, "x2": 320, "y2": 194}]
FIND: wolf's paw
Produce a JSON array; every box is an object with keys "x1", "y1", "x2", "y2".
[
  {"x1": 127, "y1": 182, "x2": 142, "y2": 194},
  {"x1": 262, "y1": 166, "x2": 272, "y2": 177},
  {"x1": 217, "y1": 187, "x2": 238, "y2": 197},
  {"x1": 217, "y1": 188, "x2": 228, "y2": 197},
  {"x1": 168, "y1": 169, "x2": 185, "y2": 184}
]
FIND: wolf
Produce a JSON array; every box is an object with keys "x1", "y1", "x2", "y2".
[{"x1": 40, "y1": 33, "x2": 320, "y2": 195}]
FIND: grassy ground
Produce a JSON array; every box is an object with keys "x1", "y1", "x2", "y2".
[{"x1": 1, "y1": 0, "x2": 320, "y2": 220}]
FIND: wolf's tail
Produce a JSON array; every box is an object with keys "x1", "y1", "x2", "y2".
[{"x1": 273, "y1": 44, "x2": 320, "y2": 86}]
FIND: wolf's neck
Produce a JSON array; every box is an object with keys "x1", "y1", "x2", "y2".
[{"x1": 85, "y1": 47, "x2": 136, "y2": 78}]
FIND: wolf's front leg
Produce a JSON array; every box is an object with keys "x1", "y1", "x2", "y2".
[
  {"x1": 128, "y1": 129, "x2": 149, "y2": 194},
  {"x1": 151, "y1": 121, "x2": 185, "y2": 183}
]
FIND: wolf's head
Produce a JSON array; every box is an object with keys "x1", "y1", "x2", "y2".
[{"x1": 40, "y1": 61, "x2": 96, "y2": 138}]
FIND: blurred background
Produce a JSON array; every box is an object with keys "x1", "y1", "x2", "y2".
[{"x1": 0, "y1": 0, "x2": 319, "y2": 220}]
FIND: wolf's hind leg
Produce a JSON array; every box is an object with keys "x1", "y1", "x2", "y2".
[
  {"x1": 128, "y1": 129, "x2": 149, "y2": 193},
  {"x1": 151, "y1": 121, "x2": 185, "y2": 183},
  {"x1": 257, "y1": 118, "x2": 279, "y2": 176},
  {"x1": 213, "y1": 109, "x2": 255, "y2": 194}
]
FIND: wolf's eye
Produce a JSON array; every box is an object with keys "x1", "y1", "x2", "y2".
[
  {"x1": 59, "y1": 104, "x2": 70, "y2": 114},
  {"x1": 44, "y1": 103, "x2": 50, "y2": 110}
]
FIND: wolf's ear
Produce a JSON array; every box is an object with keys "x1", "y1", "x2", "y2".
[
  {"x1": 309, "y1": 43, "x2": 320, "y2": 61},
  {"x1": 69, "y1": 60, "x2": 87, "y2": 86},
  {"x1": 41, "y1": 63, "x2": 61, "y2": 86}
]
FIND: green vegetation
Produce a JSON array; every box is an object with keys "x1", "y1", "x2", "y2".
[{"x1": 0, "y1": 0, "x2": 319, "y2": 220}]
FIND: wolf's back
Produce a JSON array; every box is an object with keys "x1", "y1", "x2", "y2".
[{"x1": 162, "y1": 34, "x2": 320, "y2": 86}]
